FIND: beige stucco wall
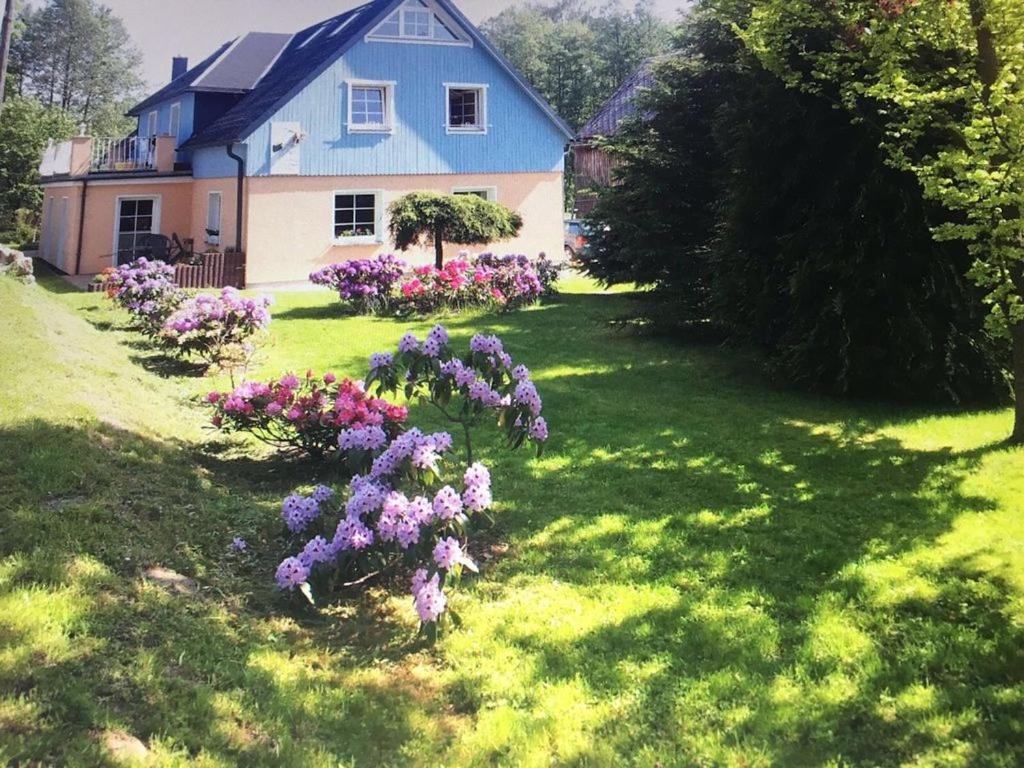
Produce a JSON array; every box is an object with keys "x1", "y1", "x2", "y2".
[
  {"x1": 242, "y1": 171, "x2": 564, "y2": 285},
  {"x1": 40, "y1": 178, "x2": 193, "y2": 275},
  {"x1": 40, "y1": 170, "x2": 563, "y2": 284},
  {"x1": 189, "y1": 178, "x2": 244, "y2": 255}
]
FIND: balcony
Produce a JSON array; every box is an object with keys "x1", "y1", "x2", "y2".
[{"x1": 39, "y1": 134, "x2": 179, "y2": 178}]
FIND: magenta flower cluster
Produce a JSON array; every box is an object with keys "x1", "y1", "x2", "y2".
[
  {"x1": 207, "y1": 372, "x2": 408, "y2": 459},
  {"x1": 309, "y1": 255, "x2": 406, "y2": 313},
  {"x1": 397, "y1": 253, "x2": 558, "y2": 315},
  {"x1": 160, "y1": 287, "x2": 272, "y2": 365}
]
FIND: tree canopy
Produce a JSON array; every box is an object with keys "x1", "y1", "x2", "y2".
[
  {"x1": 734, "y1": 0, "x2": 1024, "y2": 440},
  {"x1": 388, "y1": 193, "x2": 523, "y2": 269},
  {"x1": 8, "y1": 0, "x2": 141, "y2": 136},
  {"x1": 580, "y1": 7, "x2": 1009, "y2": 407},
  {"x1": 482, "y1": 0, "x2": 672, "y2": 131}
]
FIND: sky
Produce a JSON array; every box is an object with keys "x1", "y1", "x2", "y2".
[{"x1": 41, "y1": 0, "x2": 687, "y2": 91}]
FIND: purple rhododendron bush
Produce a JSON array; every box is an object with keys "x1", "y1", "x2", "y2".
[
  {"x1": 272, "y1": 324, "x2": 548, "y2": 635},
  {"x1": 97, "y1": 259, "x2": 273, "y2": 368},
  {"x1": 310, "y1": 252, "x2": 558, "y2": 316},
  {"x1": 159, "y1": 287, "x2": 272, "y2": 366},
  {"x1": 97, "y1": 257, "x2": 183, "y2": 336},
  {"x1": 309, "y1": 254, "x2": 405, "y2": 314}
]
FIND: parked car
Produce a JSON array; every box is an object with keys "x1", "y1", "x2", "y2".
[{"x1": 564, "y1": 219, "x2": 590, "y2": 258}]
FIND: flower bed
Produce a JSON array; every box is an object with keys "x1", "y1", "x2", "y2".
[{"x1": 310, "y1": 253, "x2": 559, "y2": 316}]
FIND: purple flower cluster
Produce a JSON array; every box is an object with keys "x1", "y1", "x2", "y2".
[
  {"x1": 310, "y1": 255, "x2": 406, "y2": 312},
  {"x1": 281, "y1": 492, "x2": 323, "y2": 533},
  {"x1": 273, "y1": 429, "x2": 495, "y2": 623},
  {"x1": 100, "y1": 258, "x2": 183, "y2": 335},
  {"x1": 160, "y1": 288, "x2": 272, "y2": 365},
  {"x1": 266, "y1": 326, "x2": 548, "y2": 628}
]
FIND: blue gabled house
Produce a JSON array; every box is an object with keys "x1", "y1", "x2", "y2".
[{"x1": 37, "y1": 0, "x2": 573, "y2": 285}]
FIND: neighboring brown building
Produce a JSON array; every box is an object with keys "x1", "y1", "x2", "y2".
[{"x1": 571, "y1": 57, "x2": 659, "y2": 217}]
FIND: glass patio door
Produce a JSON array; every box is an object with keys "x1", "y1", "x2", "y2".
[{"x1": 116, "y1": 197, "x2": 157, "y2": 265}]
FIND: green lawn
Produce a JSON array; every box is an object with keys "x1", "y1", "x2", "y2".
[{"x1": 1, "y1": 268, "x2": 1022, "y2": 766}]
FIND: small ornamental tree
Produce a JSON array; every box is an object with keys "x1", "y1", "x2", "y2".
[{"x1": 388, "y1": 192, "x2": 523, "y2": 269}]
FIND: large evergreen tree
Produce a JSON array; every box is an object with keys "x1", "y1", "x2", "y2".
[{"x1": 581, "y1": 10, "x2": 1009, "y2": 404}]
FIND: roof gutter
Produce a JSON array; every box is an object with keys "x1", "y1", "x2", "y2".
[{"x1": 226, "y1": 143, "x2": 245, "y2": 253}]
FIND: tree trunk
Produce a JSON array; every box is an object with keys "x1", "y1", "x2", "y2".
[
  {"x1": 434, "y1": 223, "x2": 444, "y2": 269},
  {"x1": 1013, "y1": 321, "x2": 1024, "y2": 444}
]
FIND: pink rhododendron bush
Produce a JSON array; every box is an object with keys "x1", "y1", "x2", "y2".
[
  {"x1": 271, "y1": 325, "x2": 549, "y2": 634},
  {"x1": 309, "y1": 253, "x2": 559, "y2": 316},
  {"x1": 206, "y1": 371, "x2": 408, "y2": 458}
]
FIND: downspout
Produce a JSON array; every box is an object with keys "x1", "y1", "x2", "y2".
[
  {"x1": 73, "y1": 178, "x2": 88, "y2": 275},
  {"x1": 226, "y1": 143, "x2": 245, "y2": 253}
]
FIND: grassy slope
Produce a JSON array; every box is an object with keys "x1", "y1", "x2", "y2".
[{"x1": 1, "y1": 271, "x2": 1022, "y2": 766}]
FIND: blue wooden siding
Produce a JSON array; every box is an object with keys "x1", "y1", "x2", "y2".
[
  {"x1": 193, "y1": 144, "x2": 246, "y2": 178},
  {"x1": 237, "y1": 37, "x2": 566, "y2": 178},
  {"x1": 136, "y1": 93, "x2": 196, "y2": 163}
]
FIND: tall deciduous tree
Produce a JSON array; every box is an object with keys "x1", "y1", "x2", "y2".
[
  {"x1": 737, "y1": 0, "x2": 1024, "y2": 441},
  {"x1": 10, "y1": 0, "x2": 140, "y2": 135}
]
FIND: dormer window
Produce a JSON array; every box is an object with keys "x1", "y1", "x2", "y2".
[{"x1": 368, "y1": 0, "x2": 467, "y2": 45}]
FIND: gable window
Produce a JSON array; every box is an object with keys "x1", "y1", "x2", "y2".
[
  {"x1": 453, "y1": 187, "x2": 497, "y2": 202},
  {"x1": 368, "y1": 0, "x2": 467, "y2": 45},
  {"x1": 347, "y1": 81, "x2": 395, "y2": 133},
  {"x1": 205, "y1": 192, "x2": 222, "y2": 245},
  {"x1": 147, "y1": 110, "x2": 158, "y2": 137},
  {"x1": 446, "y1": 84, "x2": 487, "y2": 133},
  {"x1": 334, "y1": 191, "x2": 382, "y2": 244},
  {"x1": 169, "y1": 102, "x2": 181, "y2": 140}
]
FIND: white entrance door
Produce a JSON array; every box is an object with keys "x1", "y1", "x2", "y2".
[{"x1": 114, "y1": 197, "x2": 160, "y2": 265}]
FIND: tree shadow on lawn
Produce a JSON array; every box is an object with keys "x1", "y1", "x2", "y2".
[
  {"x1": 434, "y1": 346, "x2": 1023, "y2": 762},
  {"x1": 0, "y1": 419, "x2": 451, "y2": 765}
]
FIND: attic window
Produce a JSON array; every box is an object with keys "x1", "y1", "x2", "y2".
[{"x1": 368, "y1": 0, "x2": 466, "y2": 45}]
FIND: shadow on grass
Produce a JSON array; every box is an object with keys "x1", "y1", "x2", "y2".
[{"x1": 0, "y1": 418, "x2": 442, "y2": 765}]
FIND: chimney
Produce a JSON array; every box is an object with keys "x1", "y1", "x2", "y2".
[{"x1": 171, "y1": 56, "x2": 188, "y2": 81}]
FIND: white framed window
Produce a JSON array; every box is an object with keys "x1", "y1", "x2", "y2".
[
  {"x1": 147, "y1": 110, "x2": 158, "y2": 137},
  {"x1": 347, "y1": 80, "x2": 395, "y2": 133},
  {"x1": 112, "y1": 196, "x2": 161, "y2": 266},
  {"x1": 445, "y1": 84, "x2": 487, "y2": 134},
  {"x1": 367, "y1": 0, "x2": 468, "y2": 45},
  {"x1": 453, "y1": 187, "x2": 497, "y2": 202},
  {"x1": 169, "y1": 102, "x2": 181, "y2": 140},
  {"x1": 333, "y1": 191, "x2": 383, "y2": 245},
  {"x1": 205, "y1": 192, "x2": 222, "y2": 245}
]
